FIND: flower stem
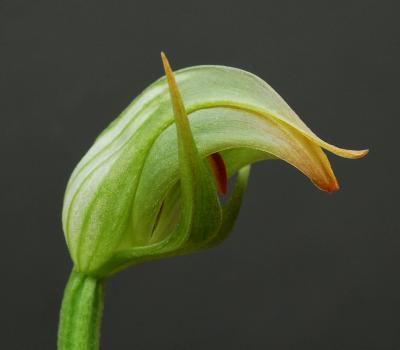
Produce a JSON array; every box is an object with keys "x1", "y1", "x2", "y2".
[{"x1": 58, "y1": 270, "x2": 104, "y2": 350}]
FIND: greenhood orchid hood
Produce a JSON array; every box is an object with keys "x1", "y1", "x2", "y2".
[{"x1": 62, "y1": 53, "x2": 368, "y2": 278}]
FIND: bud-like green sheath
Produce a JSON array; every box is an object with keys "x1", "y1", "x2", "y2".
[{"x1": 58, "y1": 54, "x2": 368, "y2": 349}]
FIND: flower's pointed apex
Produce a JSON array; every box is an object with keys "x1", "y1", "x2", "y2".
[
  {"x1": 161, "y1": 52, "x2": 186, "y2": 125},
  {"x1": 320, "y1": 143, "x2": 369, "y2": 159},
  {"x1": 314, "y1": 147, "x2": 368, "y2": 193}
]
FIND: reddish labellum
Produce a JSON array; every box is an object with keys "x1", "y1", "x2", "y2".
[{"x1": 207, "y1": 153, "x2": 228, "y2": 195}]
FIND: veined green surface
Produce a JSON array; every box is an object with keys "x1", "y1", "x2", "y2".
[{"x1": 62, "y1": 57, "x2": 367, "y2": 276}]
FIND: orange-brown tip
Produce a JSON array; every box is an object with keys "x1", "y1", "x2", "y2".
[
  {"x1": 315, "y1": 177, "x2": 340, "y2": 193},
  {"x1": 326, "y1": 180, "x2": 340, "y2": 193}
]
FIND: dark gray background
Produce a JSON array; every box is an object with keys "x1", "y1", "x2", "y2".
[{"x1": 1, "y1": 0, "x2": 398, "y2": 349}]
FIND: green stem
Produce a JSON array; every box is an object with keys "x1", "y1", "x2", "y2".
[{"x1": 58, "y1": 270, "x2": 105, "y2": 350}]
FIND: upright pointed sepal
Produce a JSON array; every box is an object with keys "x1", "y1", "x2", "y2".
[{"x1": 158, "y1": 52, "x2": 222, "y2": 250}]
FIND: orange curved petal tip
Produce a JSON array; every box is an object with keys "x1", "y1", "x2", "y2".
[{"x1": 319, "y1": 178, "x2": 340, "y2": 193}]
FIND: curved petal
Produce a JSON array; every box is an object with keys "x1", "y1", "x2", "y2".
[{"x1": 131, "y1": 106, "x2": 344, "y2": 241}]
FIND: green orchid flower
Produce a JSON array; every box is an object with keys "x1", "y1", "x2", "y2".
[{"x1": 57, "y1": 53, "x2": 368, "y2": 350}]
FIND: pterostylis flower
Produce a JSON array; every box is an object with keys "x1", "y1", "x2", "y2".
[{"x1": 58, "y1": 53, "x2": 368, "y2": 349}]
